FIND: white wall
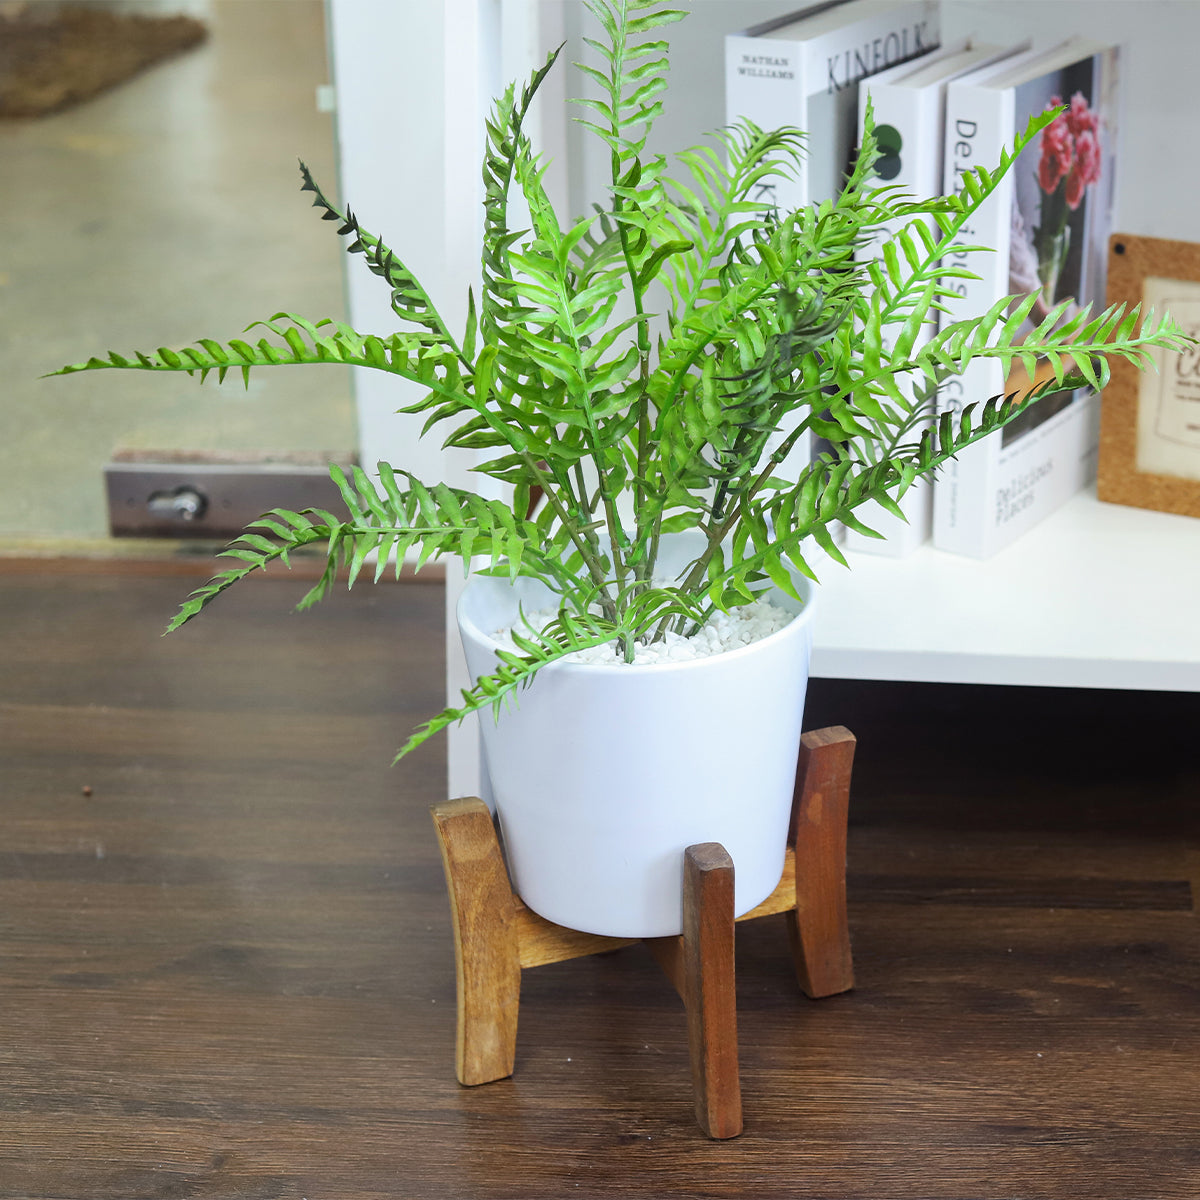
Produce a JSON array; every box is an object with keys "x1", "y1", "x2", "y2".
[
  {"x1": 325, "y1": 0, "x2": 566, "y2": 799},
  {"x1": 324, "y1": 0, "x2": 449, "y2": 489}
]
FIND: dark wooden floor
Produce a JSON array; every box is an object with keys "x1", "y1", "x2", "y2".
[{"x1": 2, "y1": 559, "x2": 1197, "y2": 1199}]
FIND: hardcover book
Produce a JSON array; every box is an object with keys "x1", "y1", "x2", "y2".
[
  {"x1": 725, "y1": 0, "x2": 940, "y2": 483},
  {"x1": 845, "y1": 37, "x2": 1018, "y2": 558},
  {"x1": 935, "y1": 39, "x2": 1121, "y2": 558},
  {"x1": 725, "y1": 0, "x2": 941, "y2": 212}
]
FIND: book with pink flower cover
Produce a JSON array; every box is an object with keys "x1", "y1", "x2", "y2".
[{"x1": 934, "y1": 39, "x2": 1120, "y2": 558}]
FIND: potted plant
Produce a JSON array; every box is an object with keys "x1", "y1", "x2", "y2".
[{"x1": 54, "y1": 0, "x2": 1186, "y2": 938}]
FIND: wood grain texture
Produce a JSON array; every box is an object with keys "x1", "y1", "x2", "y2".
[
  {"x1": 682, "y1": 843, "x2": 742, "y2": 1140},
  {"x1": 736, "y1": 846, "x2": 797, "y2": 921},
  {"x1": 789, "y1": 726, "x2": 856, "y2": 998},
  {"x1": 513, "y1": 903, "x2": 636, "y2": 968},
  {"x1": 430, "y1": 798, "x2": 521, "y2": 1086},
  {"x1": 436, "y1": 730, "x2": 850, "y2": 1139},
  {"x1": 2, "y1": 563, "x2": 1199, "y2": 1198}
]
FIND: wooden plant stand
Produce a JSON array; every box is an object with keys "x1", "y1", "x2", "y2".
[{"x1": 430, "y1": 725, "x2": 856, "y2": 1140}]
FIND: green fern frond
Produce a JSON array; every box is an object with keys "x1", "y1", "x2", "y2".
[
  {"x1": 577, "y1": 0, "x2": 684, "y2": 170},
  {"x1": 727, "y1": 371, "x2": 1093, "y2": 596},
  {"x1": 481, "y1": 44, "x2": 563, "y2": 343},
  {"x1": 395, "y1": 608, "x2": 627, "y2": 759},
  {"x1": 395, "y1": 580, "x2": 713, "y2": 758},
  {"x1": 49, "y1": 313, "x2": 460, "y2": 392},
  {"x1": 298, "y1": 163, "x2": 460, "y2": 352},
  {"x1": 164, "y1": 509, "x2": 338, "y2": 633},
  {"x1": 656, "y1": 121, "x2": 806, "y2": 323}
]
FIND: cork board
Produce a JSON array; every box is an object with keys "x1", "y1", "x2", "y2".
[{"x1": 1098, "y1": 233, "x2": 1200, "y2": 518}]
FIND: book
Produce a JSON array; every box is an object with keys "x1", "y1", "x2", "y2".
[
  {"x1": 844, "y1": 37, "x2": 1020, "y2": 558},
  {"x1": 725, "y1": 0, "x2": 941, "y2": 212},
  {"x1": 935, "y1": 39, "x2": 1121, "y2": 558},
  {"x1": 725, "y1": 0, "x2": 941, "y2": 491}
]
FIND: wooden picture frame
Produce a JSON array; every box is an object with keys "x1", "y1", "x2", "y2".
[{"x1": 1098, "y1": 233, "x2": 1200, "y2": 517}]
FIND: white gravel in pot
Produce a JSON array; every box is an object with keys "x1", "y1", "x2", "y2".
[{"x1": 492, "y1": 595, "x2": 796, "y2": 666}]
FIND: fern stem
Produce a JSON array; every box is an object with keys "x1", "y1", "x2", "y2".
[
  {"x1": 672, "y1": 395, "x2": 823, "y2": 599},
  {"x1": 523, "y1": 458, "x2": 620, "y2": 619},
  {"x1": 595, "y1": 0, "x2": 655, "y2": 593}
]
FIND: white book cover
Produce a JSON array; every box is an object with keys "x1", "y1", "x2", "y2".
[
  {"x1": 725, "y1": 0, "x2": 941, "y2": 213},
  {"x1": 845, "y1": 37, "x2": 1019, "y2": 558},
  {"x1": 725, "y1": 0, "x2": 940, "y2": 493},
  {"x1": 935, "y1": 39, "x2": 1121, "y2": 558}
]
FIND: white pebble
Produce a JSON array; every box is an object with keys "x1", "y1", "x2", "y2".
[{"x1": 492, "y1": 595, "x2": 795, "y2": 666}]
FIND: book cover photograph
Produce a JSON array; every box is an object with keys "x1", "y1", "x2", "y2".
[
  {"x1": 934, "y1": 41, "x2": 1120, "y2": 556},
  {"x1": 998, "y1": 52, "x2": 1117, "y2": 450}
]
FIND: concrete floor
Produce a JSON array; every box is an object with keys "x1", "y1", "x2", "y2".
[{"x1": 0, "y1": 0, "x2": 355, "y2": 543}]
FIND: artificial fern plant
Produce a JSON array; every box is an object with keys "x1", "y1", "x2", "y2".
[{"x1": 56, "y1": 1, "x2": 1186, "y2": 758}]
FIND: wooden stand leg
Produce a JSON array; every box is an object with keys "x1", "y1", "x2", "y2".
[
  {"x1": 429, "y1": 725, "x2": 857, "y2": 1131},
  {"x1": 787, "y1": 726, "x2": 856, "y2": 998},
  {"x1": 431, "y1": 798, "x2": 521, "y2": 1086},
  {"x1": 682, "y1": 843, "x2": 742, "y2": 1140}
]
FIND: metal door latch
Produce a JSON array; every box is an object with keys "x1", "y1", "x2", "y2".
[
  {"x1": 104, "y1": 456, "x2": 355, "y2": 538},
  {"x1": 146, "y1": 486, "x2": 208, "y2": 522}
]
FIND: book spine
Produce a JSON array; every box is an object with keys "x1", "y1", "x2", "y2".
[
  {"x1": 858, "y1": 81, "x2": 925, "y2": 248},
  {"x1": 726, "y1": 31, "x2": 814, "y2": 479},
  {"x1": 801, "y1": 1, "x2": 941, "y2": 205},
  {"x1": 933, "y1": 81, "x2": 1016, "y2": 557},
  {"x1": 726, "y1": 2, "x2": 940, "y2": 211},
  {"x1": 844, "y1": 81, "x2": 937, "y2": 557},
  {"x1": 724, "y1": 33, "x2": 811, "y2": 213},
  {"x1": 727, "y1": 3, "x2": 940, "y2": 494}
]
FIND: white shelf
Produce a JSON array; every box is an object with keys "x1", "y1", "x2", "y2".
[{"x1": 810, "y1": 485, "x2": 1200, "y2": 692}]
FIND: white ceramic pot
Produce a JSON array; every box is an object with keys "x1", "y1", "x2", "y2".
[{"x1": 456, "y1": 538, "x2": 817, "y2": 938}]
